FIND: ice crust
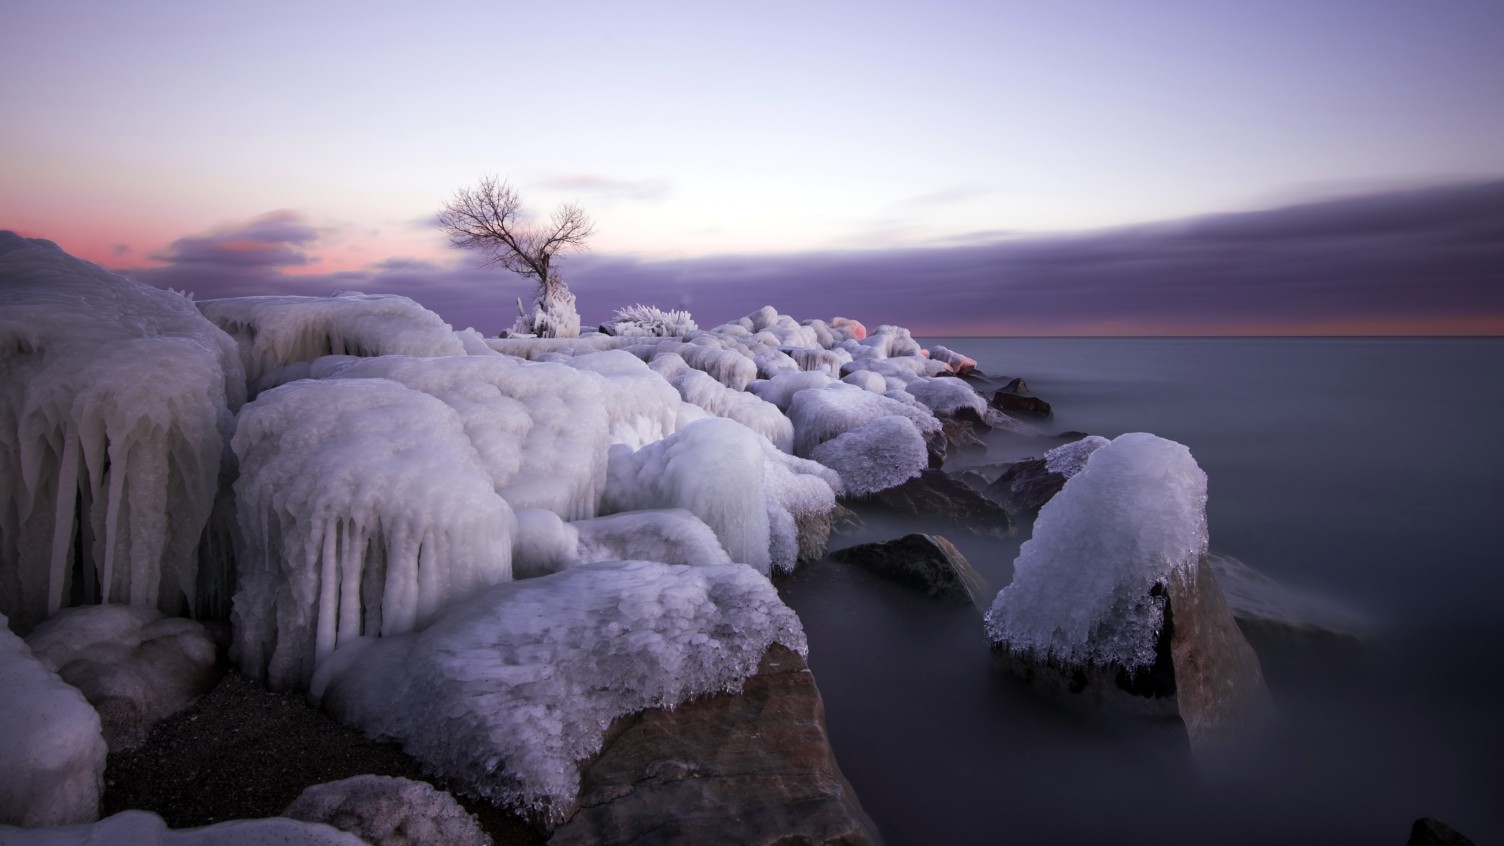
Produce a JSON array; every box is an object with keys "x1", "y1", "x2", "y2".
[
  {"x1": 283, "y1": 775, "x2": 491, "y2": 846},
  {"x1": 197, "y1": 293, "x2": 464, "y2": 388},
  {"x1": 311, "y1": 560, "x2": 806, "y2": 819},
  {"x1": 649, "y1": 354, "x2": 793, "y2": 451},
  {"x1": 561, "y1": 351, "x2": 680, "y2": 449},
  {"x1": 1043, "y1": 435, "x2": 1111, "y2": 478},
  {"x1": 905, "y1": 377, "x2": 988, "y2": 418},
  {"x1": 787, "y1": 382, "x2": 941, "y2": 458},
  {"x1": 511, "y1": 508, "x2": 734, "y2": 579},
  {"x1": 0, "y1": 612, "x2": 107, "y2": 827},
  {"x1": 985, "y1": 433, "x2": 1210, "y2": 671},
  {"x1": 0, "y1": 234, "x2": 241, "y2": 633},
  {"x1": 809, "y1": 416, "x2": 929, "y2": 497},
  {"x1": 0, "y1": 809, "x2": 368, "y2": 845},
  {"x1": 230, "y1": 378, "x2": 514, "y2": 690}
]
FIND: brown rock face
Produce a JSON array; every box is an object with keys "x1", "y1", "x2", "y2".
[
  {"x1": 550, "y1": 645, "x2": 879, "y2": 846},
  {"x1": 831, "y1": 534, "x2": 990, "y2": 608},
  {"x1": 870, "y1": 469, "x2": 1013, "y2": 539}
]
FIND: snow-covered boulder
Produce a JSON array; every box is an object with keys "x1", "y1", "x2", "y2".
[
  {"x1": 787, "y1": 382, "x2": 940, "y2": 459},
  {"x1": 231, "y1": 378, "x2": 514, "y2": 690},
  {"x1": 197, "y1": 293, "x2": 464, "y2": 388},
  {"x1": 283, "y1": 776, "x2": 491, "y2": 846},
  {"x1": 25, "y1": 605, "x2": 219, "y2": 751},
  {"x1": 810, "y1": 416, "x2": 929, "y2": 498},
  {"x1": 0, "y1": 611, "x2": 106, "y2": 827},
  {"x1": 0, "y1": 233, "x2": 241, "y2": 634},
  {"x1": 0, "y1": 809, "x2": 367, "y2": 845},
  {"x1": 312, "y1": 560, "x2": 806, "y2": 822},
  {"x1": 985, "y1": 433, "x2": 1272, "y2": 751}
]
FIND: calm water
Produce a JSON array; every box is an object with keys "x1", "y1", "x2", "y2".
[{"x1": 779, "y1": 337, "x2": 1504, "y2": 846}]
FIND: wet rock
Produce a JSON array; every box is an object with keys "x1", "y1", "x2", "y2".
[
  {"x1": 983, "y1": 458, "x2": 1063, "y2": 515},
  {"x1": 1207, "y1": 553, "x2": 1368, "y2": 654},
  {"x1": 925, "y1": 416, "x2": 989, "y2": 469},
  {"x1": 831, "y1": 533, "x2": 990, "y2": 607},
  {"x1": 26, "y1": 605, "x2": 221, "y2": 752},
  {"x1": 1408, "y1": 817, "x2": 1478, "y2": 846},
  {"x1": 285, "y1": 775, "x2": 492, "y2": 846},
  {"x1": 870, "y1": 469, "x2": 1014, "y2": 539},
  {"x1": 550, "y1": 644, "x2": 879, "y2": 846},
  {"x1": 990, "y1": 389, "x2": 1053, "y2": 420}
]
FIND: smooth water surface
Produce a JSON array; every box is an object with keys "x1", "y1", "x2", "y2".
[{"x1": 779, "y1": 337, "x2": 1504, "y2": 845}]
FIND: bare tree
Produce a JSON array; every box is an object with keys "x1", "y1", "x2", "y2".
[{"x1": 439, "y1": 175, "x2": 595, "y2": 337}]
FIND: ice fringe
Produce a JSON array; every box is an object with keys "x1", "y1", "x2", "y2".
[{"x1": 0, "y1": 233, "x2": 241, "y2": 634}]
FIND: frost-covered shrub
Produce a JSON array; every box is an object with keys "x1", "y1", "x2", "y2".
[
  {"x1": 985, "y1": 433, "x2": 1209, "y2": 671},
  {"x1": 231, "y1": 379, "x2": 514, "y2": 690},
  {"x1": 312, "y1": 560, "x2": 806, "y2": 820},
  {"x1": 0, "y1": 234, "x2": 241, "y2": 633},
  {"x1": 605, "y1": 303, "x2": 699, "y2": 338}
]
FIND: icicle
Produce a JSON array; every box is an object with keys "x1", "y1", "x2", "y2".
[{"x1": 46, "y1": 433, "x2": 80, "y2": 617}]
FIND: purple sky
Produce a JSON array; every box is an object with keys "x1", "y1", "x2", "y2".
[{"x1": 3, "y1": 0, "x2": 1502, "y2": 334}]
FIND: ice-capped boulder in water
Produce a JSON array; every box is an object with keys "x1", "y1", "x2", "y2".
[
  {"x1": 307, "y1": 355, "x2": 610, "y2": 520},
  {"x1": 760, "y1": 443, "x2": 842, "y2": 572},
  {"x1": 25, "y1": 605, "x2": 219, "y2": 752},
  {"x1": 810, "y1": 416, "x2": 930, "y2": 498},
  {"x1": 562, "y1": 350, "x2": 680, "y2": 449},
  {"x1": 283, "y1": 776, "x2": 491, "y2": 846},
  {"x1": 649, "y1": 354, "x2": 793, "y2": 451},
  {"x1": 904, "y1": 377, "x2": 988, "y2": 419},
  {"x1": 0, "y1": 233, "x2": 241, "y2": 635},
  {"x1": 928, "y1": 345, "x2": 977, "y2": 375},
  {"x1": 0, "y1": 611, "x2": 107, "y2": 827},
  {"x1": 197, "y1": 293, "x2": 464, "y2": 389},
  {"x1": 231, "y1": 378, "x2": 514, "y2": 691},
  {"x1": 787, "y1": 381, "x2": 941, "y2": 458},
  {"x1": 0, "y1": 809, "x2": 368, "y2": 845},
  {"x1": 602, "y1": 419, "x2": 774, "y2": 574},
  {"x1": 312, "y1": 560, "x2": 807, "y2": 822},
  {"x1": 985, "y1": 433, "x2": 1272, "y2": 750}
]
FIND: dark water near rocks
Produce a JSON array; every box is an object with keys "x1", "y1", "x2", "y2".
[{"x1": 779, "y1": 337, "x2": 1504, "y2": 846}]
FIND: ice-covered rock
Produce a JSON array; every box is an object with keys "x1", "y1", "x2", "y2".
[
  {"x1": 649, "y1": 354, "x2": 793, "y2": 451},
  {"x1": 0, "y1": 611, "x2": 106, "y2": 827},
  {"x1": 904, "y1": 376, "x2": 988, "y2": 419},
  {"x1": 760, "y1": 442, "x2": 843, "y2": 573},
  {"x1": 810, "y1": 416, "x2": 930, "y2": 498},
  {"x1": 283, "y1": 776, "x2": 491, "y2": 846},
  {"x1": 312, "y1": 560, "x2": 806, "y2": 822},
  {"x1": 576, "y1": 510, "x2": 734, "y2": 570},
  {"x1": 985, "y1": 433, "x2": 1271, "y2": 750},
  {"x1": 25, "y1": 605, "x2": 219, "y2": 751},
  {"x1": 787, "y1": 382, "x2": 940, "y2": 458},
  {"x1": 0, "y1": 233, "x2": 241, "y2": 634},
  {"x1": 984, "y1": 435, "x2": 1111, "y2": 516},
  {"x1": 197, "y1": 293, "x2": 464, "y2": 388},
  {"x1": 0, "y1": 809, "x2": 367, "y2": 845},
  {"x1": 562, "y1": 351, "x2": 680, "y2": 449},
  {"x1": 747, "y1": 371, "x2": 835, "y2": 412},
  {"x1": 928, "y1": 345, "x2": 977, "y2": 375},
  {"x1": 305, "y1": 354, "x2": 611, "y2": 520},
  {"x1": 231, "y1": 378, "x2": 514, "y2": 690}
]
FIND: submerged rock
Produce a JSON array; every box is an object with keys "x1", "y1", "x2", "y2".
[
  {"x1": 871, "y1": 469, "x2": 1014, "y2": 539},
  {"x1": 986, "y1": 434, "x2": 1272, "y2": 753},
  {"x1": 550, "y1": 645, "x2": 878, "y2": 846},
  {"x1": 1207, "y1": 553, "x2": 1368, "y2": 652},
  {"x1": 831, "y1": 534, "x2": 990, "y2": 607},
  {"x1": 1408, "y1": 817, "x2": 1478, "y2": 846},
  {"x1": 990, "y1": 383, "x2": 1053, "y2": 420},
  {"x1": 26, "y1": 605, "x2": 220, "y2": 752}
]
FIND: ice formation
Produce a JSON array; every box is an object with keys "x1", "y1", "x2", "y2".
[
  {"x1": 283, "y1": 775, "x2": 491, "y2": 846},
  {"x1": 511, "y1": 508, "x2": 733, "y2": 579},
  {"x1": 0, "y1": 809, "x2": 367, "y2": 845},
  {"x1": 905, "y1": 377, "x2": 989, "y2": 418},
  {"x1": 603, "y1": 303, "x2": 699, "y2": 338},
  {"x1": 197, "y1": 293, "x2": 464, "y2": 388},
  {"x1": 985, "y1": 433, "x2": 1210, "y2": 671},
  {"x1": 0, "y1": 233, "x2": 241, "y2": 634},
  {"x1": 747, "y1": 371, "x2": 835, "y2": 412},
  {"x1": 1043, "y1": 435, "x2": 1111, "y2": 478},
  {"x1": 0, "y1": 611, "x2": 107, "y2": 827},
  {"x1": 787, "y1": 382, "x2": 941, "y2": 458},
  {"x1": 809, "y1": 416, "x2": 930, "y2": 497},
  {"x1": 649, "y1": 354, "x2": 793, "y2": 451},
  {"x1": 311, "y1": 560, "x2": 806, "y2": 820},
  {"x1": 25, "y1": 604, "x2": 218, "y2": 751},
  {"x1": 561, "y1": 351, "x2": 680, "y2": 449},
  {"x1": 760, "y1": 442, "x2": 843, "y2": 572},
  {"x1": 231, "y1": 378, "x2": 514, "y2": 690},
  {"x1": 306, "y1": 354, "x2": 611, "y2": 520},
  {"x1": 928, "y1": 345, "x2": 977, "y2": 375},
  {"x1": 602, "y1": 419, "x2": 774, "y2": 574}
]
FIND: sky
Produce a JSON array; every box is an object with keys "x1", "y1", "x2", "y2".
[{"x1": 2, "y1": 0, "x2": 1501, "y2": 335}]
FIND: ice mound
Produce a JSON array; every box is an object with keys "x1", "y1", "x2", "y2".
[
  {"x1": 0, "y1": 611, "x2": 107, "y2": 827},
  {"x1": 649, "y1": 354, "x2": 793, "y2": 451},
  {"x1": 905, "y1": 377, "x2": 988, "y2": 418},
  {"x1": 1043, "y1": 435, "x2": 1111, "y2": 478},
  {"x1": 0, "y1": 233, "x2": 241, "y2": 634},
  {"x1": 810, "y1": 416, "x2": 929, "y2": 497},
  {"x1": 284, "y1": 775, "x2": 491, "y2": 846},
  {"x1": 307, "y1": 355, "x2": 610, "y2": 520},
  {"x1": 511, "y1": 508, "x2": 733, "y2": 579},
  {"x1": 747, "y1": 371, "x2": 834, "y2": 412},
  {"x1": 787, "y1": 382, "x2": 941, "y2": 458},
  {"x1": 25, "y1": 604, "x2": 218, "y2": 751},
  {"x1": 985, "y1": 433, "x2": 1208, "y2": 671},
  {"x1": 602, "y1": 419, "x2": 775, "y2": 574},
  {"x1": 760, "y1": 443, "x2": 843, "y2": 572},
  {"x1": 0, "y1": 809, "x2": 367, "y2": 844},
  {"x1": 561, "y1": 351, "x2": 680, "y2": 449},
  {"x1": 928, "y1": 345, "x2": 977, "y2": 375},
  {"x1": 231, "y1": 378, "x2": 514, "y2": 690},
  {"x1": 312, "y1": 560, "x2": 806, "y2": 820},
  {"x1": 486, "y1": 334, "x2": 635, "y2": 359},
  {"x1": 197, "y1": 293, "x2": 464, "y2": 388}
]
